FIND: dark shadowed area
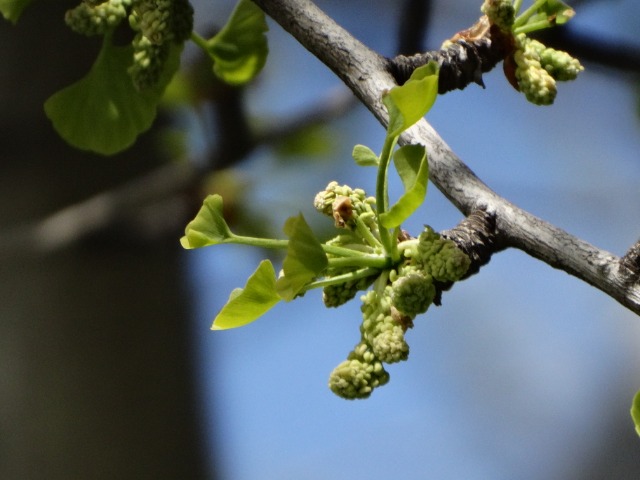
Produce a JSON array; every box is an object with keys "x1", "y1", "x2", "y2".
[{"x1": 0, "y1": 2, "x2": 207, "y2": 478}]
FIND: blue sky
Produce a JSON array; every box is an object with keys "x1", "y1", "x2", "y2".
[{"x1": 184, "y1": 1, "x2": 640, "y2": 478}]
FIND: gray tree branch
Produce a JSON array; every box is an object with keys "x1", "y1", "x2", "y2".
[{"x1": 253, "y1": 0, "x2": 640, "y2": 314}]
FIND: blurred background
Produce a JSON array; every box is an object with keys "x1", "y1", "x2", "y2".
[{"x1": 1, "y1": 0, "x2": 640, "y2": 479}]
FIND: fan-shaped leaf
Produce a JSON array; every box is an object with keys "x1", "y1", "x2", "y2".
[
  {"x1": 181, "y1": 194, "x2": 234, "y2": 249},
  {"x1": 379, "y1": 144, "x2": 428, "y2": 228},
  {"x1": 207, "y1": 0, "x2": 268, "y2": 85},
  {"x1": 212, "y1": 260, "x2": 281, "y2": 330},
  {"x1": 383, "y1": 61, "x2": 439, "y2": 139},
  {"x1": 352, "y1": 144, "x2": 379, "y2": 167},
  {"x1": 276, "y1": 214, "x2": 328, "y2": 301},
  {"x1": 44, "y1": 36, "x2": 182, "y2": 155}
]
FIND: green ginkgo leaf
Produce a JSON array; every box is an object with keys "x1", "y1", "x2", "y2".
[
  {"x1": 207, "y1": 0, "x2": 268, "y2": 85},
  {"x1": 0, "y1": 0, "x2": 33, "y2": 23},
  {"x1": 379, "y1": 144, "x2": 428, "y2": 229},
  {"x1": 212, "y1": 260, "x2": 281, "y2": 330},
  {"x1": 276, "y1": 213, "x2": 328, "y2": 301},
  {"x1": 631, "y1": 390, "x2": 640, "y2": 437},
  {"x1": 383, "y1": 61, "x2": 439, "y2": 139},
  {"x1": 181, "y1": 194, "x2": 235, "y2": 249},
  {"x1": 44, "y1": 35, "x2": 182, "y2": 155},
  {"x1": 352, "y1": 144, "x2": 379, "y2": 167},
  {"x1": 514, "y1": 0, "x2": 574, "y2": 31}
]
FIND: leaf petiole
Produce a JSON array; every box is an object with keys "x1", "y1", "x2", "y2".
[
  {"x1": 513, "y1": 19, "x2": 551, "y2": 34},
  {"x1": 323, "y1": 243, "x2": 373, "y2": 257},
  {"x1": 375, "y1": 133, "x2": 399, "y2": 257},
  {"x1": 302, "y1": 267, "x2": 381, "y2": 291},
  {"x1": 513, "y1": 0, "x2": 547, "y2": 29},
  {"x1": 190, "y1": 31, "x2": 209, "y2": 52},
  {"x1": 226, "y1": 235, "x2": 289, "y2": 249},
  {"x1": 219, "y1": 234, "x2": 382, "y2": 256},
  {"x1": 328, "y1": 255, "x2": 390, "y2": 270},
  {"x1": 354, "y1": 216, "x2": 383, "y2": 249}
]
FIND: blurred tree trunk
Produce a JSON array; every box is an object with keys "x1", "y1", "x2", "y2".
[{"x1": 0, "y1": 2, "x2": 207, "y2": 478}]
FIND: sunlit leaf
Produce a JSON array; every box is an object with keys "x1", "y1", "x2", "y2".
[
  {"x1": 44, "y1": 35, "x2": 182, "y2": 155},
  {"x1": 181, "y1": 194, "x2": 234, "y2": 249},
  {"x1": 631, "y1": 390, "x2": 640, "y2": 437},
  {"x1": 276, "y1": 213, "x2": 328, "y2": 301},
  {"x1": 0, "y1": 0, "x2": 33, "y2": 23},
  {"x1": 534, "y1": 0, "x2": 574, "y2": 25},
  {"x1": 207, "y1": 0, "x2": 268, "y2": 85},
  {"x1": 383, "y1": 61, "x2": 439, "y2": 139},
  {"x1": 393, "y1": 144, "x2": 427, "y2": 191},
  {"x1": 379, "y1": 144, "x2": 428, "y2": 229},
  {"x1": 212, "y1": 260, "x2": 281, "y2": 330},
  {"x1": 352, "y1": 144, "x2": 379, "y2": 166},
  {"x1": 515, "y1": 0, "x2": 574, "y2": 31}
]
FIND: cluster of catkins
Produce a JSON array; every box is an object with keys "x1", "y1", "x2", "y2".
[
  {"x1": 512, "y1": 34, "x2": 583, "y2": 105},
  {"x1": 314, "y1": 182, "x2": 471, "y2": 399},
  {"x1": 481, "y1": 0, "x2": 584, "y2": 105},
  {"x1": 64, "y1": 0, "x2": 193, "y2": 90}
]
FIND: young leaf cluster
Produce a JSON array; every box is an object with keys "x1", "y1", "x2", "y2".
[{"x1": 181, "y1": 62, "x2": 473, "y2": 399}]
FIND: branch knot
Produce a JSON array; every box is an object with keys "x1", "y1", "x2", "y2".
[
  {"x1": 430, "y1": 209, "x2": 501, "y2": 306},
  {"x1": 388, "y1": 25, "x2": 512, "y2": 94},
  {"x1": 441, "y1": 208, "x2": 501, "y2": 278},
  {"x1": 621, "y1": 239, "x2": 640, "y2": 283}
]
